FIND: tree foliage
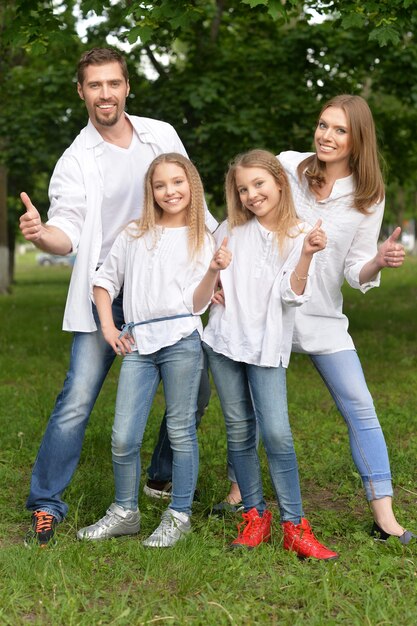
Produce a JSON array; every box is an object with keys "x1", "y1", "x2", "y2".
[
  {"x1": 4, "y1": 0, "x2": 415, "y2": 51},
  {"x1": 1, "y1": 0, "x2": 417, "y2": 289}
]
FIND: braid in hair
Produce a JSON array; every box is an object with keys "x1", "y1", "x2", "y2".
[{"x1": 186, "y1": 164, "x2": 206, "y2": 259}]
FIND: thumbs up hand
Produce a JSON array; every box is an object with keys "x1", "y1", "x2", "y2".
[
  {"x1": 377, "y1": 227, "x2": 405, "y2": 268},
  {"x1": 303, "y1": 219, "x2": 327, "y2": 256},
  {"x1": 19, "y1": 192, "x2": 43, "y2": 242},
  {"x1": 210, "y1": 237, "x2": 232, "y2": 271}
]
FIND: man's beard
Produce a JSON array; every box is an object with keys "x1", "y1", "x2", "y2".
[{"x1": 95, "y1": 105, "x2": 120, "y2": 127}]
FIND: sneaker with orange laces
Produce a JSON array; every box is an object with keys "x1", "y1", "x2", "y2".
[
  {"x1": 282, "y1": 517, "x2": 338, "y2": 560},
  {"x1": 230, "y1": 507, "x2": 272, "y2": 549},
  {"x1": 25, "y1": 511, "x2": 58, "y2": 548}
]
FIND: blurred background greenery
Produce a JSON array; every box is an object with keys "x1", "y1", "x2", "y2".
[{"x1": 2, "y1": 0, "x2": 417, "y2": 289}]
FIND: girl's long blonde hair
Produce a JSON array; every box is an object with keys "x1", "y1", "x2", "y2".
[
  {"x1": 132, "y1": 153, "x2": 207, "y2": 258},
  {"x1": 298, "y1": 94, "x2": 385, "y2": 214},
  {"x1": 225, "y1": 149, "x2": 301, "y2": 251}
]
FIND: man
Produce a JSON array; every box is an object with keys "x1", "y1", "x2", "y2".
[{"x1": 20, "y1": 47, "x2": 217, "y2": 547}]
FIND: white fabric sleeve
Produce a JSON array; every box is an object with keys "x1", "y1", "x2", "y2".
[
  {"x1": 213, "y1": 220, "x2": 229, "y2": 245},
  {"x1": 280, "y1": 232, "x2": 314, "y2": 306},
  {"x1": 46, "y1": 154, "x2": 87, "y2": 253},
  {"x1": 182, "y1": 234, "x2": 216, "y2": 314},
  {"x1": 344, "y1": 199, "x2": 384, "y2": 292},
  {"x1": 91, "y1": 230, "x2": 128, "y2": 303}
]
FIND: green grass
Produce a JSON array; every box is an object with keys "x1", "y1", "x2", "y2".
[{"x1": 0, "y1": 252, "x2": 416, "y2": 625}]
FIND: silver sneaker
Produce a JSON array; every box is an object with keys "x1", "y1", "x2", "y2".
[
  {"x1": 77, "y1": 503, "x2": 140, "y2": 541},
  {"x1": 142, "y1": 508, "x2": 191, "y2": 548}
]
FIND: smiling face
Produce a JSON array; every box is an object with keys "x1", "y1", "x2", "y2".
[
  {"x1": 152, "y1": 162, "x2": 191, "y2": 227},
  {"x1": 314, "y1": 106, "x2": 353, "y2": 174},
  {"x1": 235, "y1": 166, "x2": 281, "y2": 229},
  {"x1": 77, "y1": 62, "x2": 130, "y2": 129}
]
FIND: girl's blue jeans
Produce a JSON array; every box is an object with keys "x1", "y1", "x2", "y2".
[
  {"x1": 227, "y1": 350, "x2": 393, "y2": 501},
  {"x1": 113, "y1": 331, "x2": 203, "y2": 515},
  {"x1": 204, "y1": 343, "x2": 303, "y2": 523},
  {"x1": 146, "y1": 355, "x2": 210, "y2": 482}
]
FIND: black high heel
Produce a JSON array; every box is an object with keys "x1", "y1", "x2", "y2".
[{"x1": 372, "y1": 521, "x2": 416, "y2": 546}]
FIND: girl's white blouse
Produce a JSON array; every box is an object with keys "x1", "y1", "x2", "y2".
[
  {"x1": 203, "y1": 218, "x2": 313, "y2": 368},
  {"x1": 278, "y1": 151, "x2": 384, "y2": 355},
  {"x1": 93, "y1": 223, "x2": 214, "y2": 354}
]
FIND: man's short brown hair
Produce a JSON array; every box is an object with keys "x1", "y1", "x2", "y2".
[{"x1": 77, "y1": 48, "x2": 129, "y2": 85}]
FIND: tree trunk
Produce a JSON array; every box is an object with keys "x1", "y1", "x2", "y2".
[{"x1": 0, "y1": 164, "x2": 9, "y2": 294}]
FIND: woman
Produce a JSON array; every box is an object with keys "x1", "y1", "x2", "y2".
[{"x1": 217, "y1": 95, "x2": 415, "y2": 545}]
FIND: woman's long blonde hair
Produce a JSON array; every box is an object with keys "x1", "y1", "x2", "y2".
[
  {"x1": 298, "y1": 94, "x2": 385, "y2": 213},
  {"x1": 132, "y1": 153, "x2": 207, "y2": 258},
  {"x1": 225, "y1": 149, "x2": 301, "y2": 251}
]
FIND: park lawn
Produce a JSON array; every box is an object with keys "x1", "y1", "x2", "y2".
[{"x1": 0, "y1": 252, "x2": 416, "y2": 625}]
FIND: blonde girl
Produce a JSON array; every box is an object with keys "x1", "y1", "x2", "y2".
[
  {"x1": 78, "y1": 153, "x2": 231, "y2": 547},
  {"x1": 203, "y1": 149, "x2": 338, "y2": 559}
]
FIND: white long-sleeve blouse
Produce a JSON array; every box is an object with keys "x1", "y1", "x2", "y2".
[
  {"x1": 93, "y1": 223, "x2": 214, "y2": 354},
  {"x1": 278, "y1": 150, "x2": 384, "y2": 354},
  {"x1": 203, "y1": 218, "x2": 313, "y2": 368}
]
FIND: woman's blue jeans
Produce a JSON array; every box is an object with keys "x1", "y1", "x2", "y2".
[
  {"x1": 113, "y1": 331, "x2": 203, "y2": 515},
  {"x1": 310, "y1": 350, "x2": 393, "y2": 500},
  {"x1": 226, "y1": 350, "x2": 393, "y2": 501},
  {"x1": 204, "y1": 343, "x2": 303, "y2": 523}
]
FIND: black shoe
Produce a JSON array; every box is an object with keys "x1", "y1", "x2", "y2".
[
  {"x1": 25, "y1": 511, "x2": 58, "y2": 547},
  {"x1": 210, "y1": 500, "x2": 244, "y2": 516},
  {"x1": 372, "y1": 521, "x2": 416, "y2": 546}
]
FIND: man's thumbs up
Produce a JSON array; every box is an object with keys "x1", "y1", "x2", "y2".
[{"x1": 19, "y1": 192, "x2": 42, "y2": 241}]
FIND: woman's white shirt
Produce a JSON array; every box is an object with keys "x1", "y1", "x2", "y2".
[
  {"x1": 278, "y1": 150, "x2": 384, "y2": 355},
  {"x1": 93, "y1": 223, "x2": 214, "y2": 354},
  {"x1": 203, "y1": 218, "x2": 313, "y2": 368}
]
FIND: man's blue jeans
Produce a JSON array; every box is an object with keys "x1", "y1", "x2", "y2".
[
  {"x1": 204, "y1": 343, "x2": 303, "y2": 523},
  {"x1": 113, "y1": 331, "x2": 203, "y2": 515},
  {"x1": 26, "y1": 294, "x2": 125, "y2": 521}
]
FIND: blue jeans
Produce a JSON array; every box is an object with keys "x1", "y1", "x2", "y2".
[
  {"x1": 310, "y1": 350, "x2": 393, "y2": 500},
  {"x1": 26, "y1": 288, "x2": 206, "y2": 522},
  {"x1": 225, "y1": 351, "x2": 394, "y2": 501},
  {"x1": 113, "y1": 331, "x2": 203, "y2": 515},
  {"x1": 26, "y1": 294, "x2": 125, "y2": 522},
  {"x1": 146, "y1": 355, "x2": 210, "y2": 482},
  {"x1": 204, "y1": 344, "x2": 303, "y2": 523}
]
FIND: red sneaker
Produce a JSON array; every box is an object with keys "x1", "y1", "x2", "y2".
[
  {"x1": 282, "y1": 517, "x2": 339, "y2": 560},
  {"x1": 230, "y1": 507, "x2": 272, "y2": 549}
]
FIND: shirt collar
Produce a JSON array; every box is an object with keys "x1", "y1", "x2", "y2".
[
  {"x1": 85, "y1": 112, "x2": 160, "y2": 149},
  {"x1": 314, "y1": 173, "x2": 355, "y2": 204}
]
